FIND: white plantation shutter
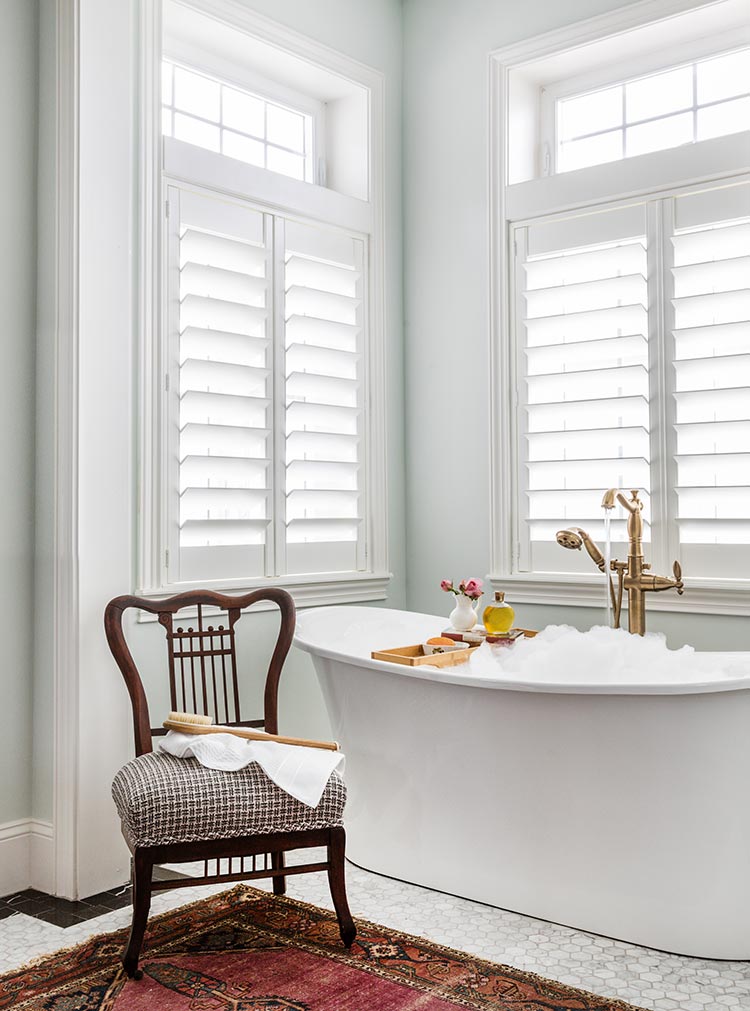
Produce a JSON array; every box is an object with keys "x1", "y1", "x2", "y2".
[
  {"x1": 283, "y1": 219, "x2": 365, "y2": 574},
  {"x1": 670, "y1": 182, "x2": 750, "y2": 578},
  {"x1": 515, "y1": 207, "x2": 650, "y2": 574},
  {"x1": 171, "y1": 188, "x2": 272, "y2": 581},
  {"x1": 512, "y1": 182, "x2": 750, "y2": 587},
  {"x1": 166, "y1": 185, "x2": 368, "y2": 585}
]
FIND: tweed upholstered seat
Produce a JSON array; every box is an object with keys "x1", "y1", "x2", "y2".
[{"x1": 112, "y1": 751, "x2": 346, "y2": 848}]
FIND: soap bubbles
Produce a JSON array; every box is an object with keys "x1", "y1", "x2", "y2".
[{"x1": 466, "y1": 624, "x2": 748, "y2": 688}]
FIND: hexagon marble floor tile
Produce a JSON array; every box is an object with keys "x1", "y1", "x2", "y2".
[{"x1": 0, "y1": 851, "x2": 747, "y2": 1011}]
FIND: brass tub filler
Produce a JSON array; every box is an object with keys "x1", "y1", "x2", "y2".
[{"x1": 556, "y1": 489, "x2": 684, "y2": 636}]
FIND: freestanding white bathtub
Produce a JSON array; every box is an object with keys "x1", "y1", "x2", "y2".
[{"x1": 294, "y1": 606, "x2": 750, "y2": 960}]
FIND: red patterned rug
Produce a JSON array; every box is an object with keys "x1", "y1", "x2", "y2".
[{"x1": 0, "y1": 886, "x2": 645, "y2": 1010}]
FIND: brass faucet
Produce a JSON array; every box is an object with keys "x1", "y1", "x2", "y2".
[{"x1": 556, "y1": 489, "x2": 684, "y2": 635}]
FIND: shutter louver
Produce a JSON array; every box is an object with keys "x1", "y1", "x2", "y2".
[
  {"x1": 518, "y1": 217, "x2": 650, "y2": 572},
  {"x1": 175, "y1": 189, "x2": 272, "y2": 582},
  {"x1": 283, "y1": 220, "x2": 365, "y2": 574},
  {"x1": 671, "y1": 195, "x2": 750, "y2": 577}
]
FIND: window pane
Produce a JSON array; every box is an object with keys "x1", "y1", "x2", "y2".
[
  {"x1": 559, "y1": 129, "x2": 622, "y2": 172},
  {"x1": 161, "y1": 107, "x2": 172, "y2": 137},
  {"x1": 222, "y1": 86, "x2": 265, "y2": 138},
  {"x1": 626, "y1": 111, "x2": 692, "y2": 157},
  {"x1": 698, "y1": 50, "x2": 750, "y2": 105},
  {"x1": 222, "y1": 129, "x2": 265, "y2": 167},
  {"x1": 626, "y1": 66, "x2": 693, "y2": 123},
  {"x1": 174, "y1": 66, "x2": 220, "y2": 121},
  {"x1": 697, "y1": 95, "x2": 750, "y2": 141},
  {"x1": 559, "y1": 86, "x2": 622, "y2": 141},
  {"x1": 174, "y1": 112, "x2": 221, "y2": 152},
  {"x1": 266, "y1": 105, "x2": 305, "y2": 152},
  {"x1": 266, "y1": 145, "x2": 305, "y2": 180},
  {"x1": 162, "y1": 61, "x2": 173, "y2": 106}
]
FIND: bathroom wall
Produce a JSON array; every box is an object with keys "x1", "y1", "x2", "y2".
[
  {"x1": 401, "y1": 0, "x2": 750, "y2": 652},
  {"x1": 0, "y1": 0, "x2": 38, "y2": 833},
  {"x1": 33, "y1": 0, "x2": 404, "y2": 896}
]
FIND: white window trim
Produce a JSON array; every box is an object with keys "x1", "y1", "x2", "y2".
[
  {"x1": 489, "y1": 0, "x2": 750, "y2": 617},
  {"x1": 137, "y1": 0, "x2": 390, "y2": 605}
]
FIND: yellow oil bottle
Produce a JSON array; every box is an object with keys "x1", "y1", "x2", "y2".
[{"x1": 483, "y1": 591, "x2": 515, "y2": 634}]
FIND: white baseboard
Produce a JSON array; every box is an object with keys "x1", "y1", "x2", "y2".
[
  {"x1": 0, "y1": 820, "x2": 31, "y2": 896},
  {"x1": 30, "y1": 820, "x2": 55, "y2": 895},
  {"x1": 0, "y1": 819, "x2": 55, "y2": 897}
]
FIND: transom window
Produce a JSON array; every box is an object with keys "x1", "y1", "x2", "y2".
[
  {"x1": 558, "y1": 47, "x2": 750, "y2": 173},
  {"x1": 161, "y1": 59, "x2": 314, "y2": 182}
]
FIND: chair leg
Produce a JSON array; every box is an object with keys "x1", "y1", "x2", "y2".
[
  {"x1": 327, "y1": 827, "x2": 356, "y2": 948},
  {"x1": 122, "y1": 850, "x2": 153, "y2": 979},
  {"x1": 271, "y1": 851, "x2": 286, "y2": 895}
]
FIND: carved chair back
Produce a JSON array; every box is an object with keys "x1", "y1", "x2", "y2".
[{"x1": 104, "y1": 588, "x2": 295, "y2": 757}]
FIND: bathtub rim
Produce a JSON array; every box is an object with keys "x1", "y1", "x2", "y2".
[{"x1": 293, "y1": 605, "x2": 750, "y2": 696}]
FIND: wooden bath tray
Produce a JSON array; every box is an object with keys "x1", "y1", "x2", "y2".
[
  {"x1": 371, "y1": 643, "x2": 478, "y2": 667},
  {"x1": 443, "y1": 627, "x2": 539, "y2": 644}
]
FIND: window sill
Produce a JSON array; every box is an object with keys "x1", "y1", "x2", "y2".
[
  {"x1": 489, "y1": 573, "x2": 750, "y2": 617},
  {"x1": 135, "y1": 571, "x2": 392, "y2": 621}
]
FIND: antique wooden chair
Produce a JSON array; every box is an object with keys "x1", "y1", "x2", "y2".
[{"x1": 105, "y1": 587, "x2": 355, "y2": 979}]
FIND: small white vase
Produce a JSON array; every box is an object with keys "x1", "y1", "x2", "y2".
[{"x1": 449, "y1": 594, "x2": 479, "y2": 631}]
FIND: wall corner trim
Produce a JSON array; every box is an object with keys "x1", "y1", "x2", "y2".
[{"x1": 50, "y1": 0, "x2": 81, "y2": 901}]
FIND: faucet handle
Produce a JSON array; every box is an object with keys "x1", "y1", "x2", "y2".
[{"x1": 673, "y1": 560, "x2": 684, "y2": 594}]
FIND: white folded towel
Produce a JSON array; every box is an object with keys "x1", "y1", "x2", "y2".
[{"x1": 159, "y1": 730, "x2": 345, "y2": 808}]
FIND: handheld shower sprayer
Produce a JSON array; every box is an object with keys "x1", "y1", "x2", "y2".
[
  {"x1": 556, "y1": 525, "x2": 619, "y2": 625},
  {"x1": 555, "y1": 527, "x2": 605, "y2": 570},
  {"x1": 556, "y1": 528, "x2": 583, "y2": 550}
]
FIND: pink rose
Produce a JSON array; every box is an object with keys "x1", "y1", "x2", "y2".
[
  {"x1": 440, "y1": 579, "x2": 453, "y2": 592},
  {"x1": 463, "y1": 578, "x2": 483, "y2": 599}
]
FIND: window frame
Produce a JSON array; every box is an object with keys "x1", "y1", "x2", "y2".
[
  {"x1": 161, "y1": 48, "x2": 325, "y2": 185},
  {"x1": 539, "y1": 36, "x2": 750, "y2": 176},
  {"x1": 489, "y1": 0, "x2": 750, "y2": 616},
  {"x1": 136, "y1": 0, "x2": 390, "y2": 607}
]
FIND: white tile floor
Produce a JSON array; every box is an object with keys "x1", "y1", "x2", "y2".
[{"x1": 0, "y1": 853, "x2": 748, "y2": 1011}]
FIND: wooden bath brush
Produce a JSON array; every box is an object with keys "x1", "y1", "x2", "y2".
[{"x1": 163, "y1": 711, "x2": 340, "y2": 752}]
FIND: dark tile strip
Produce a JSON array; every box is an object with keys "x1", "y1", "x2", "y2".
[
  {"x1": 0, "y1": 866, "x2": 192, "y2": 926},
  {"x1": 0, "y1": 885, "x2": 132, "y2": 926}
]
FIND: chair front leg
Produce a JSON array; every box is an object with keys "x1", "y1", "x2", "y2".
[
  {"x1": 327, "y1": 827, "x2": 356, "y2": 948},
  {"x1": 271, "y1": 850, "x2": 286, "y2": 895},
  {"x1": 122, "y1": 849, "x2": 153, "y2": 979}
]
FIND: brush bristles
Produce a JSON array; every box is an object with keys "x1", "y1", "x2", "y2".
[{"x1": 167, "y1": 711, "x2": 214, "y2": 727}]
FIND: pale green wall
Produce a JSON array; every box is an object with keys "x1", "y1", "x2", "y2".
[
  {"x1": 0, "y1": 0, "x2": 38, "y2": 825},
  {"x1": 401, "y1": 0, "x2": 750, "y2": 652}
]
